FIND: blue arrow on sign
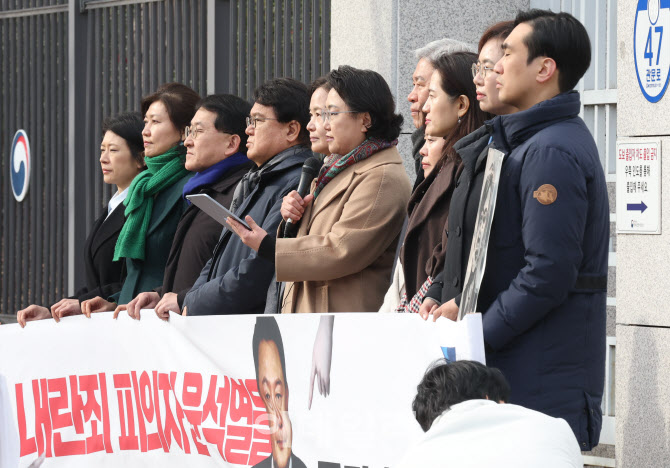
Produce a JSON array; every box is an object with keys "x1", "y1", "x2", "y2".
[{"x1": 627, "y1": 201, "x2": 648, "y2": 213}]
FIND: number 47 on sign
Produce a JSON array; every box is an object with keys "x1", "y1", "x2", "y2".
[{"x1": 644, "y1": 25, "x2": 663, "y2": 67}]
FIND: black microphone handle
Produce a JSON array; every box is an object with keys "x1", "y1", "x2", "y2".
[
  {"x1": 283, "y1": 180, "x2": 309, "y2": 238},
  {"x1": 283, "y1": 156, "x2": 322, "y2": 238}
]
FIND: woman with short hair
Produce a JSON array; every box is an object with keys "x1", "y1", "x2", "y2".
[
  {"x1": 228, "y1": 65, "x2": 411, "y2": 313},
  {"x1": 16, "y1": 113, "x2": 145, "y2": 327},
  {"x1": 82, "y1": 82, "x2": 200, "y2": 314}
]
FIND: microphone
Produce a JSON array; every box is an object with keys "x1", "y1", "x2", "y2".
[{"x1": 283, "y1": 155, "x2": 322, "y2": 238}]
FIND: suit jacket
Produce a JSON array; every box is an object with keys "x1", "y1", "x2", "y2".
[
  {"x1": 252, "y1": 453, "x2": 307, "y2": 468},
  {"x1": 73, "y1": 203, "x2": 126, "y2": 302},
  {"x1": 156, "y1": 161, "x2": 252, "y2": 307},
  {"x1": 115, "y1": 172, "x2": 193, "y2": 304},
  {"x1": 277, "y1": 146, "x2": 411, "y2": 313}
]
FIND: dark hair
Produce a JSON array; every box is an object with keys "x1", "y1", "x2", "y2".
[
  {"x1": 326, "y1": 65, "x2": 403, "y2": 142},
  {"x1": 101, "y1": 112, "x2": 145, "y2": 165},
  {"x1": 309, "y1": 75, "x2": 332, "y2": 97},
  {"x1": 412, "y1": 360, "x2": 510, "y2": 432},
  {"x1": 514, "y1": 9, "x2": 591, "y2": 92},
  {"x1": 252, "y1": 317, "x2": 287, "y2": 387},
  {"x1": 196, "y1": 94, "x2": 253, "y2": 155},
  {"x1": 141, "y1": 82, "x2": 201, "y2": 133},
  {"x1": 478, "y1": 20, "x2": 515, "y2": 53},
  {"x1": 433, "y1": 52, "x2": 491, "y2": 165},
  {"x1": 486, "y1": 366, "x2": 511, "y2": 403},
  {"x1": 253, "y1": 77, "x2": 310, "y2": 144}
]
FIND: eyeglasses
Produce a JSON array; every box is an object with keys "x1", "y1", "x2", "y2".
[
  {"x1": 184, "y1": 126, "x2": 204, "y2": 140},
  {"x1": 185, "y1": 126, "x2": 231, "y2": 140},
  {"x1": 471, "y1": 62, "x2": 495, "y2": 79},
  {"x1": 246, "y1": 116, "x2": 278, "y2": 128},
  {"x1": 321, "y1": 109, "x2": 359, "y2": 124}
]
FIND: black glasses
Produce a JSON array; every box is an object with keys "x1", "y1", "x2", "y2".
[{"x1": 246, "y1": 116, "x2": 279, "y2": 128}]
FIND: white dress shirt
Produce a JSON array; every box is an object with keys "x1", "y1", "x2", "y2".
[{"x1": 106, "y1": 187, "x2": 129, "y2": 219}]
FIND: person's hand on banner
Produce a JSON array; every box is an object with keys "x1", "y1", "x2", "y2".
[
  {"x1": 226, "y1": 215, "x2": 266, "y2": 252},
  {"x1": 118, "y1": 291, "x2": 161, "y2": 320},
  {"x1": 155, "y1": 292, "x2": 180, "y2": 321},
  {"x1": 51, "y1": 298, "x2": 82, "y2": 322},
  {"x1": 81, "y1": 296, "x2": 116, "y2": 318},
  {"x1": 420, "y1": 298, "x2": 459, "y2": 322},
  {"x1": 309, "y1": 315, "x2": 334, "y2": 409},
  {"x1": 16, "y1": 305, "x2": 52, "y2": 328},
  {"x1": 419, "y1": 298, "x2": 439, "y2": 320}
]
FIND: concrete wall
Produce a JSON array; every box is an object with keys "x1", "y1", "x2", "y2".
[
  {"x1": 616, "y1": 0, "x2": 670, "y2": 464},
  {"x1": 330, "y1": 0, "x2": 529, "y2": 180}
]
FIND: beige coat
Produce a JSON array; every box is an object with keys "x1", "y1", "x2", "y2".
[{"x1": 276, "y1": 146, "x2": 411, "y2": 313}]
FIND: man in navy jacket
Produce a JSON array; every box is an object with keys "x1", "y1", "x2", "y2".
[{"x1": 424, "y1": 9, "x2": 609, "y2": 450}]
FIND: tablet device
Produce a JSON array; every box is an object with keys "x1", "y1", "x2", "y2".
[{"x1": 186, "y1": 194, "x2": 252, "y2": 230}]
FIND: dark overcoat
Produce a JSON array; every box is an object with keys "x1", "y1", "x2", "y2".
[
  {"x1": 156, "y1": 161, "x2": 253, "y2": 307},
  {"x1": 73, "y1": 203, "x2": 126, "y2": 302}
]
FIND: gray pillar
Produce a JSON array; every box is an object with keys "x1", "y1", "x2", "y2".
[
  {"x1": 67, "y1": 1, "x2": 89, "y2": 295},
  {"x1": 207, "y1": 0, "x2": 232, "y2": 95},
  {"x1": 616, "y1": 0, "x2": 670, "y2": 464}
]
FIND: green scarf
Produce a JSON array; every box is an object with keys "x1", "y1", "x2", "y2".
[{"x1": 113, "y1": 145, "x2": 190, "y2": 261}]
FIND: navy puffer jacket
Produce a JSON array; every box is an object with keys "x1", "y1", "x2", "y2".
[{"x1": 482, "y1": 91, "x2": 609, "y2": 451}]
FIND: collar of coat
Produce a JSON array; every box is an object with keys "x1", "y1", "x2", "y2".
[
  {"x1": 307, "y1": 146, "x2": 404, "y2": 223},
  {"x1": 410, "y1": 127, "x2": 425, "y2": 160},
  {"x1": 208, "y1": 160, "x2": 254, "y2": 194},
  {"x1": 454, "y1": 125, "x2": 494, "y2": 176},
  {"x1": 486, "y1": 91, "x2": 581, "y2": 154}
]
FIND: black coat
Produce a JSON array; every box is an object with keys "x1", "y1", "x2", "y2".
[
  {"x1": 73, "y1": 203, "x2": 126, "y2": 302},
  {"x1": 411, "y1": 127, "x2": 425, "y2": 191},
  {"x1": 426, "y1": 126, "x2": 490, "y2": 306},
  {"x1": 156, "y1": 161, "x2": 253, "y2": 307}
]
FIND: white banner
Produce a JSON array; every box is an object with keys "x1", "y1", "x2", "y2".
[{"x1": 0, "y1": 312, "x2": 484, "y2": 467}]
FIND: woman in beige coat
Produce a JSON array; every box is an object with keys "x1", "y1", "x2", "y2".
[{"x1": 228, "y1": 65, "x2": 411, "y2": 313}]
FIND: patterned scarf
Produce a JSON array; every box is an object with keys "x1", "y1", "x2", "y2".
[
  {"x1": 114, "y1": 145, "x2": 190, "y2": 261},
  {"x1": 313, "y1": 138, "x2": 396, "y2": 199}
]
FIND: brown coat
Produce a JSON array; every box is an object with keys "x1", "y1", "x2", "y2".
[
  {"x1": 401, "y1": 160, "x2": 459, "y2": 298},
  {"x1": 276, "y1": 146, "x2": 411, "y2": 313}
]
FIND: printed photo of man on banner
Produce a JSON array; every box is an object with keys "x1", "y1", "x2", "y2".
[{"x1": 251, "y1": 316, "x2": 306, "y2": 468}]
